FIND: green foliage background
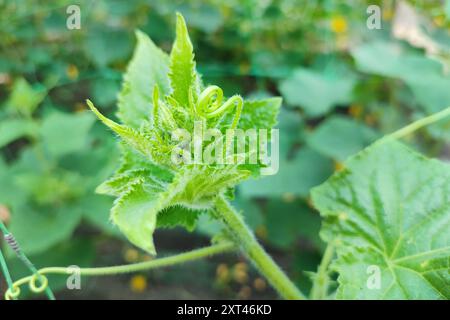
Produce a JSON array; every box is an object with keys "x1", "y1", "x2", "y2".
[{"x1": 0, "y1": 0, "x2": 449, "y2": 299}]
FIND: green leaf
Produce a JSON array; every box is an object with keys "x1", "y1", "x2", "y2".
[
  {"x1": 169, "y1": 13, "x2": 198, "y2": 107},
  {"x1": 87, "y1": 101, "x2": 154, "y2": 159},
  {"x1": 352, "y1": 40, "x2": 450, "y2": 114},
  {"x1": 109, "y1": 165, "x2": 249, "y2": 254},
  {"x1": 41, "y1": 111, "x2": 96, "y2": 159},
  {"x1": 265, "y1": 200, "x2": 322, "y2": 249},
  {"x1": 307, "y1": 116, "x2": 379, "y2": 161},
  {"x1": 117, "y1": 30, "x2": 171, "y2": 128},
  {"x1": 157, "y1": 206, "x2": 203, "y2": 231},
  {"x1": 111, "y1": 180, "x2": 160, "y2": 255},
  {"x1": 83, "y1": 27, "x2": 133, "y2": 67},
  {"x1": 240, "y1": 147, "x2": 333, "y2": 198},
  {"x1": 8, "y1": 204, "x2": 83, "y2": 255},
  {"x1": 223, "y1": 97, "x2": 282, "y2": 131},
  {"x1": 312, "y1": 141, "x2": 450, "y2": 299},
  {"x1": 0, "y1": 118, "x2": 38, "y2": 148},
  {"x1": 279, "y1": 68, "x2": 355, "y2": 117},
  {"x1": 6, "y1": 78, "x2": 46, "y2": 116}
]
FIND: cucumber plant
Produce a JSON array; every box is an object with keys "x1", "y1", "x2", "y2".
[{"x1": 3, "y1": 13, "x2": 449, "y2": 300}]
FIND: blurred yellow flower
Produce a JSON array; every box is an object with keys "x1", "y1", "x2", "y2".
[
  {"x1": 334, "y1": 161, "x2": 345, "y2": 172},
  {"x1": 233, "y1": 264, "x2": 249, "y2": 284},
  {"x1": 433, "y1": 16, "x2": 445, "y2": 27},
  {"x1": 253, "y1": 278, "x2": 267, "y2": 292},
  {"x1": 349, "y1": 104, "x2": 363, "y2": 119},
  {"x1": 216, "y1": 263, "x2": 230, "y2": 282},
  {"x1": 66, "y1": 64, "x2": 79, "y2": 80},
  {"x1": 330, "y1": 16, "x2": 348, "y2": 34},
  {"x1": 124, "y1": 248, "x2": 140, "y2": 263},
  {"x1": 237, "y1": 285, "x2": 252, "y2": 299},
  {"x1": 130, "y1": 275, "x2": 147, "y2": 293},
  {"x1": 383, "y1": 7, "x2": 393, "y2": 21}
]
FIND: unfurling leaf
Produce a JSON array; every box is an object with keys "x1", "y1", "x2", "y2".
[{"x1": 168, "y1": 13, "x2": 199, "y2": 107}]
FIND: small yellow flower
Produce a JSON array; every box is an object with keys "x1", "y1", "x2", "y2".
[
  {"x1": 433, "y1": 16, "x2": 445, "y2": 27},
  {"x1": 216, "y1": 263, "x2": 230, "y2": 282},
  {"x1": 233, "y1": 267, "x2": 249, "y2": 284},
  {"x1": 130, "y1": 275, "x2": 147, "y2": 293},
  {"x1": 349, "y1": 104, "x2": 363, "y2": 119},
  {"x1": 334, "y1": 161, "x2": 345, "y2": 172},
  {"x1": 253, "y1": 278, "x2": 267, "y2": 292},
  {"x1": 66, "y1": 64, "x2": 79, "y2": 80},
  {"x1": 74, "y1": 102, "x2": 86, "y2": 112},
  {"x1": 330, "y1": 16, "x2": 348, "y2": 34},
  {"x1": 124, "y1": 248, "x2": 140, "y2": 263},
  {"x1": 383, "y1": 7, "x2": 393, "y2": 21},
  {"x1": 237, "y1": 285, "x2": 252, "y2": 299}
]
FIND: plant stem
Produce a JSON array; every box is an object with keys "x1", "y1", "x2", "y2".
[
  {"x1": 7, "y1": 242, "x2": 235, "y2": 299},
  {"x1": 310, "y1": 242, "x2": 335, "y2": 300},
  {"x1": 0, "y1": 221, "x2": 55, "y2": 300},
  {"x1": 46, "y1": 241, "x2": 234, "y2": 276},
  {"x1": 214, "y1": 195, "x2": 305, "y2": 300},
  {"x1": 383, "y1": 106, "x2": 450, "y2": 142},
  {"x1": 0, "y1": 248, "x2": 15, "y2": 299}
]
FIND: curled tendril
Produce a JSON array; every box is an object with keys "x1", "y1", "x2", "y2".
[
  {"x1": 30, "y1": 273, "x2": 49, "y2": 293},
  {"x1": 4, "y1": 273, "x2": 49, "y2": 300},
  {"x1": 195, "y1": 85, "x2": 243, "y2": 130},
  {"x1": 5, "y1": 286, "x2": 20, "y2": 300}
]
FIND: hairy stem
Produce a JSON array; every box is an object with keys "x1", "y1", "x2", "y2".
[
  {"x1": 382, "y1": 106, "x2": 450, "y2": 142},
  {"x1": 0, "y1": 248, "x2": 15, "y2": 299},
  {"x1": 6, "y1": 242, "x2": 234, "y2": 299},
  {"x1": 214, "y1": 195, "x2": 305, "y2": 300},
  {"x1": 310, "y1": 242, "x2": 335, "y2": 300},
  {"x1": 0, "y1": 221, "x2": 55, "y2": 300}
]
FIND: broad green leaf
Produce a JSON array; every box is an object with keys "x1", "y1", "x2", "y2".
[
  {"x1": 169, "y1": 13, "x2": 198, "y2": 106},
  {"x1": 352, "y1": 40, "x2": 450, "y2": 114},
  {"x1": 312, "y1": 141, "x2": 450, "y2": 299},
  {"x1": 41, "y1": 111, "x2": 96, "y2": 159},
  {"x1": 265, "y1": 200, "x2": 322, "y2": 249},
  {"x1": 279, "y1": 68, "x2": 355, "y2": 117},
  {"x1": 8, "y1": 204, "x2": 83, "y2": 255},
  {"x1": 232, "y1": 197, "x2": 263, "y2": 230},
  {"x1": 83, "y1": 26, "x2": 133, "y2": 67},
  {"x1": 110, "y1": 165, "x2": 249, "y2": 254},
  {"x1": 0, "y1": 118, "x2": 38, "y2": 148},
  {"x1": 307, "y1": 116, "x2": 379, "y2": 161},
  {"x1": 6, "y1": 78, "x2": 46, "y2": 116},
  {"x1": 111, "y1": 181, "x2": 160, "y2": 255},
  {"x1": 351, "y1": 41, "x2": 440, "y2": 81},
  {"x1": 117, "y1": 30, "x2": 171, "y2": 128}
]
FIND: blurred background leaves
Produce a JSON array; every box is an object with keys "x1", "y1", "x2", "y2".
[{"x1": 1, "y1": 0, "x2": 450, "y2": 299}]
